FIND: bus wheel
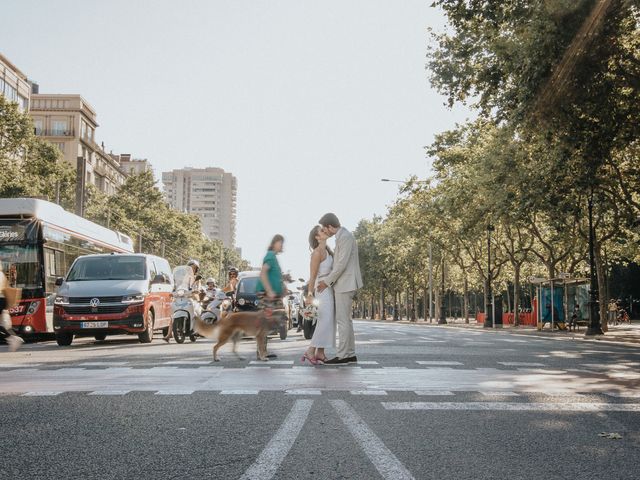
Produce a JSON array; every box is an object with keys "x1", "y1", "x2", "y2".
[
  {"x1": 56, "y1": 332, "x2": 74, "y2": 346},
  {"x1": 138, "y1": 310, "x2": 155, "y2": 343},
  {"x1": 94, "y1": 333, "x2": 107, "y2": 341}
]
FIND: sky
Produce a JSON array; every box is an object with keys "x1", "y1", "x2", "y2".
[{"x1": 2, "y1": 0, "x2": 470, "y2": 279}]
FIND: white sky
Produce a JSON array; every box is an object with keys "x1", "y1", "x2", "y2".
[{"x1": 2, "y1": 0, "x2": 469, "y2": 279}]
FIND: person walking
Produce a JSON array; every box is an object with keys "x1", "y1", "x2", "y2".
[
  {"x1": 256, "y1": 234, "x2": 286, "y2": 359},
  {"x1": 316, "y1": 213, "x2": 362, "y2": 364},
  {"x1": 0, "y1": 268, "x2": 23, "y2": 352},
  {"x1": 301, "y1": 226, "x2": 335, "y2": 364}
]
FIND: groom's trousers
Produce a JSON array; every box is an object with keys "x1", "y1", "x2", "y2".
[{"x1": 335, "y1": 290, "x2": 356, "y2": 358}]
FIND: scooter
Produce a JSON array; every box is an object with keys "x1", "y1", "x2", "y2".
[{"x1": 171, "y1": 287, "x2": 203, "y2": 344}]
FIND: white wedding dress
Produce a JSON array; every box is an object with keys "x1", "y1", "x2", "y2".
[{"x1": 310, "y1": 252, "x2": 336, "y2": 348}]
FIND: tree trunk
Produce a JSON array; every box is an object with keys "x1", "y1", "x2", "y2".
[
  {"x1": 506, "y1": 283, "x2": 512, "y2": 314},
  {"x1": 411, "y1": 285, "x2": 416, "y2": 321},
  {"x1": 514, "y1": 264, "x2": 521, "y2": 326},
  {"x1": 463, "y1": 276, "x2": 470, "y2": 324},
  {"x1": 379, "y1": 285, "x2": 385, "y2": 321}
]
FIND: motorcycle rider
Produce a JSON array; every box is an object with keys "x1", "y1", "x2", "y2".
[
  {"x1": 223, "y1": 267, "x2": 239, "y2": 294},
  {"x1": 204, "y1": 278, "x2": 218, "y2": 299},
  {"x1": 164, "y1": 259, "x2": 202, "y2": 343}
]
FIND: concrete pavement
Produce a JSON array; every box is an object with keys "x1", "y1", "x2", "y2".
[{"x1": 1, "y1": 320, "x2": 639, "y2": 479}]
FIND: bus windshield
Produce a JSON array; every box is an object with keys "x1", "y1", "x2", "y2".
[
  {"x1": 67, "y1": 256, "x2": 146, "y2": 281},
  {"x1": 0, "y1": 244, "x2": 41, "y2": 289}
]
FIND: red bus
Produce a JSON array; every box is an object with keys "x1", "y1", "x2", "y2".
[{"x1": 0, "y1": 198, "x2": 134, "y2": 336}]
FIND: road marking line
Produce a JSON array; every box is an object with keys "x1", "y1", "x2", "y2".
[
  {"x1": 88, "y1": 390, "x2": 131, "y2": 396},
  {"x1": 250, "y1": 360, "x2": 294, "y2": 365},
  {"x1": 604, "y1": 391, "x2": 640, "y2": 398},
  {"x1": 350, "y1": 390, "x2": 388, "y2": 396},
  {"x1": 415, "y1": 361, "x2": 463, "y2": 366},
  {"x1": 22, "y1": 391, "x2": 63, "y2": 396},
  {"x1": 0, "y1": 364, "x2": 42, "y2": 368},
  {"x1": 79, "y1": 362, "x2": 129, "y2": 366},
  {"x1": 357, "y1": 361, "x2": 379, "y2": 365},
  {"x1": 414, "y1": 390, "x2": 455, "y2": 396},
  {"x1": 155, "y1": 390, "x2": 195, "y2": 395},
  {"x1": 220, "y1": 390, "x2": 260, "y2": 395},
  {"x1": 164, "y1": 360, "x2": 212, "y2": 365},
  {"x1": 498, "y1": 362, "x2": 545, "y2": 367},
  {"x1": 382, "y1": 402, "x2": 640, "y2": 412},
  {"x1": 330, "y1": 400, "x2": 415, "y2": 480},
  {"x1": 239, "y1": 399, "x2": 314, "y2": 480},
  {"x1": 285, "y1": 389, "x2": 322, "y2": 395},
  {"x1": 480, "y1": 391, "x2": 520, "y2": 397}
]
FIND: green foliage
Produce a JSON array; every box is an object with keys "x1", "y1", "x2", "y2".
[{"x1": 355, "y1": 3, "x2": 640, "y2": 317}]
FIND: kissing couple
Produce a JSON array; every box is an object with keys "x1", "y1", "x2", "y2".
[{"x1": 302, "y1": 213, "x2": 363, "y2": 365}]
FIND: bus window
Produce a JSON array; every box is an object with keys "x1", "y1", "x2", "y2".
[
  {"x1": 44, "y1": 247, "x2": 65, "y2": 293},
  {"x1": 0, "y1": 244, "x2": 41, "y2": 289}
]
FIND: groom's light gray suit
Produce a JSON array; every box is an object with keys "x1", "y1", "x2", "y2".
[{"x1": 324, "y1": 227, "x2": 363, "y2": 358}]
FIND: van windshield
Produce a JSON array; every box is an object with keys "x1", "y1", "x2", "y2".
[{"x1": 67, "y1": 256, "x2": 146, "y2": 281}]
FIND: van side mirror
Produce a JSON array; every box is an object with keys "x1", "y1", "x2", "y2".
[
  {"x1": 55, "y1": 277, "x2": 64, "y2": 286},
  {"x1": 151, "y1": 274, "x2": 165, "y2": 284},
  {"x1": 226, "y1": 291, "x2": 234, "y2": 297}
]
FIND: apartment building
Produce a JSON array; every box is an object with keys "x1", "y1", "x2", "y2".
[
  {"x1": 113, "y1": 154, "x2": 153, "y2": 176},
  {"x1": 162, "y1": 167, "x2": 237, "y2": 248},
  {"x1": 29, "y1": 93, "x2": 126, "y2": 198},
  {"x1": 0, "y1": 52, "x2": 30, "y2": 112}
]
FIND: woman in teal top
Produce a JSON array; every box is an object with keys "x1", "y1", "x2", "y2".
[{"x1": 256, "y1": 234, "x2": 285, "y2": 299}]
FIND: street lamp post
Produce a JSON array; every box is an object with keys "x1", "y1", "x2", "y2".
[
  {"x1": 438, "y1": 256, "x2": 447, "y2": 324},
  {"x1": 484, "y1": 224, "x2": 495, "y2": 328},
  {"x1": 585, "y1": 193, "x2": 604, "y2": 336}
]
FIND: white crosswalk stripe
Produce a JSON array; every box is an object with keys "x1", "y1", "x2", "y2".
[{"x1": 382, "y1": 402, "x2": 640, "y2": 412}]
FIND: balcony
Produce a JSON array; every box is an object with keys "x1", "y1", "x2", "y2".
[{"x1": 35, "y1": 129, "x2": 75, "y2": 137}]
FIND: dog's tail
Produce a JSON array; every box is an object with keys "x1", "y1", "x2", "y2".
[{"x1": 194, "y1": 315, "x2": 220, "y2": 338}]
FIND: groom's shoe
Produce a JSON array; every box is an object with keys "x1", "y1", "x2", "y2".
[
  {"x1": 324, "y1": 357, "x2": 348, "y2": 365},
  {"x1": 344, "y1": 356, "x2": 358, "y2": 364}
]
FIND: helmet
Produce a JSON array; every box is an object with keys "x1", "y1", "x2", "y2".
[
  {"x1": 206, "y1": 277, "x2": 216, "y2": 285},
  {"x1": 187, "y1": 259, "x2": 200, "y2": 271}
]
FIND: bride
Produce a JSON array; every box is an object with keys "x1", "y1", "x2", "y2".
[{"x1": 301, "y1": 225, "x2": 335, "y2": 364}]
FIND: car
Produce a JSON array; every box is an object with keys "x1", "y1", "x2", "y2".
[
  {"x1": 234, "y1": 271, "x2": 261, "y2": 311},
  {"x1": 53, "y1": 253, "x2": 173, "y2": 346}
]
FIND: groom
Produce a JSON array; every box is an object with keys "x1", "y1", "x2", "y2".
[{"x1": 316, "y1": 213, "x2": 363, "y2": 364}]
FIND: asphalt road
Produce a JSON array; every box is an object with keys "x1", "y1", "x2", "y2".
[{"x1": 1, "y1": 321, "x2": 639, "y2": 479}]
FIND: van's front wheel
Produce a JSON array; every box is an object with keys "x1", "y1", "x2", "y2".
[
  {"x1": 56, "y1": 332, "x2": 74, "y2": 346},
  {"x1": 138, "y1": 310, "x2": 155, "y2": 343}
]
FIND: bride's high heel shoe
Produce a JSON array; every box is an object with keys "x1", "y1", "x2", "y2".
[{"x1": 301, "y1": 352, "x2": 317, "y2": 365}]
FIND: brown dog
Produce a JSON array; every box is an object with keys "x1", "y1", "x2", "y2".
[{"x1": 195, "y1": 309, "x2": 285, "y2": 361}]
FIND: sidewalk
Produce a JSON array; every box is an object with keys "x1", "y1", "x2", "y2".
[{"x1": 358, "y1": 317, "x2": 640, "y2": 346}]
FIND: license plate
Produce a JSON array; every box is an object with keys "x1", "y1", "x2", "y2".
[{"x1": 80, "y1": 321, "x2": 108, "y2": 329}]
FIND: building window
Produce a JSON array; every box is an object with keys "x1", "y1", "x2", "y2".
[
  {"x1": 33, "y1": 119, "x2": 43, "y2": 135},
  {"x1": 52, "y1": 120, "x2": 68, "y2": 136}
]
